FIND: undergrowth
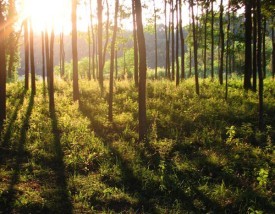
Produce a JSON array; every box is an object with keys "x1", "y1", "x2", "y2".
[{"x1": 0, "y1": 78, "x2": 274, "y2": 213}]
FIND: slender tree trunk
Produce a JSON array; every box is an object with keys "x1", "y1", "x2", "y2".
[
  {"x1": 171, "y1": 0, "x2": 175, "y2": 81},
  {"x1": 191, "y1": 0, "x2": 199, "y2": 95},
  {"x1": 72, "y1": 0, "x2": 80, "y2": 101},
  {"x1": 211, "y1": 0, "x2": 214, "y2": 80},
  {"x1": 30, "y1": 20, "x2": 36, "y2": 94},
  {"x1": 225, "y1": 1, "x2": 230, "y2": 100},
  {"x1": 0, "y1": 3, "x2": 6, "y2": 126},
  {"x1": 49, "y1": 28, "x2": 55, "y2": 114},
  {"x1": 175, "y1": 0, "x2": 179, "y2": 86},
  {"x1": 24, "y1": 19, "x2": 29, "y2": 90},
  {"x1": 102, "y1": 0, "x2": 109, "y2": 69},
  {"x1": 244, "y1": 0, "x2": 252, "y2": 90},
  {"x1": 97, "y1": 0, "x2": 103, "y2": 89},
  {"x1": 87, "y1": 24, "x2": 91, "y2": 80},
  {"x1": 252, "y1": 2, "x2": 257, "y2": 91},
  {"x1": 154, "y1": 0, "x2": 158, "y2": 79},
  {"x1": 204, "y1": 7, "x2": 208, "y2": 79},
  {"x1": 115, "y1": 49, "x2": 118, "y2": 79},
  {"x1": 132, "y1": 0, "x2": 139, "y2": 87},
  {"x1": 179, "y1": 0, "x2": 184, "y2": 80},
  {"x1": 257, "y1": 0, "x2": 263, "y2": 130},
  {"x1": 165, "y1": 0, "x2": 168, "y2": 78},
  {"x1": 262, "y1": 18, "x2": 266, "y2": 79},
  {"x1": 272, "y1": 17, "x2": 275, "y2": 79},
  {"x1": 42, "y1": 31, "x2": 45, "y2": 83},
  {"x1": 108, "y1": 0, "x2": 119, "y2": 122},
  {"x1": 90, "y1": 0, "x2": 96, "y2": 80},
  {"x1": 134, "y1": 0, "x2": 147, "y2": 141},
  {"x1": 219, "y1": 0, "x2": 224, "y2": 85},
  {"x1": 167, "y1": 0, "x2": 171, "y2": 79}
]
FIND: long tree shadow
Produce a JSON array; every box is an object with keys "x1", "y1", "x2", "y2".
[
  {"x1": 47, "y1": 110, "x2": 73, "y2": 213},
  {"x1": 0, "y1": 92, "x2": 34, "y2": 213},
  {"x1": 0, "y1": 89, "x2": 26, "y2": 164}
]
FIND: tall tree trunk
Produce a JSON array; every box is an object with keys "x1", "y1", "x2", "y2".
[
  {"x1": 165, "y1": 0, "x2": 168, "y2": 78},
  {"x1": 108, "y1": 0, "x2": 119, "y2": 122},
  {"x1": 262, "y1": 18, "x2": 266, "y2": 79},
  {"x1": 211, "y1": 0, "x2": 214, "y2": 80},
  {"x1": 225, "y1": 1, "x2": 230, "y2": 100},
  {"x1": 132, "y1": 0, "x2": 139, "y2": 87},
  {"x1": 175, "y1": 0, "x2": 179, "y2": 86},
  {"x1": 72, "y1": 0, "x2": 80, "y2": 101},
  {"x1": 257, "y1": 0, "x2": 263, "y2": 130},
  {"x1": 102, "y1": 0, "x2": 109, "y2": 69},
  {"x1": 0, "y1": 2, "x2": 6, "y2": 127},
  {"x1": 90, "y1": 0, "x2": 96, "y2": 80},
  {"x1": 204, "y1": 7, "x2": 208, "y2": 79},
  {"x1": 191, "y1": 0, "x2": 199, "y2": 95},
  {"x1": 272, "y1": 17, "x2": 275, "y2": 79},
  {"x1": 167, "y1": 0, "x2": 171, "y2": 79},
  {"x1": 49, "y1": 28, "x2": 55, "y2": 114},
  {"x1": 87, "y1": 24, "x2": 91, "y2": 80},
  {"x1": 97, "y1": 0, "x2": 103, "y2": 89},
  {"x1": 154, "y1": 0, "x2": 158, "y2": 79},
  {"x1": 134, "y1": 0, "x2": 147, "y2": 141},
  {"x1": 218, "y1": 0, "x2": 224, "y2": 85},
  {"x1": 42, "y1": 31, "x2": 45, "y2": 83},
  {"x1": 179, "y1": 0, "x2": 184, "y2": 80},
  {"x1": 244, "y1": 0, "x2": 252, "y2": 90},
  {"x1": 24, "y1": 19, "x2": 29, "y2": 90},
  {"x1": 115, "y1": 49, "x2": 118, "y2": 79},
  {"x1": 171, "y1": 0, "x2": 175, "y2": 81},
  {"x1": 252, "y1": 1, "x2": 257, "y2": 91},
  {"x1": 30, "y1": 20, "x2": 36, "y2": 94}
]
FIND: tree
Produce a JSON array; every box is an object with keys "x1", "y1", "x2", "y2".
[
  {"x1": 24, "y1": 18, "x2": 29, "y2": 90},
  {"x1": 211, "y1": 0, "x2": 214, "y2": 80},
  {"x1": 30, "y1": 20, "x2": 36, "y2": 94},
  {"x1": 252, "y1": 0, "x2": 257, "y2": 91},
  {"x1": 191, "y1": 0, "x2": 200, "y2": 95},
  {"x1": 72, "y1": 0, "x2": 80, "y2": 101},
  {"x1": 97, "y1": 0, "x2": 103, "y2": 89},
  {"x1": 108, "y1": 0, "x2": 119, "y2": 122},
  {"x1": 218, "y1": 0, "x2": 224, "y2": 85},
  {"x1": 0, "y1": 0, "x2": 6, "y2": 127},
  {"x1": 175, "y1": 0, "x2": 179, "y2": 86},
  {"x1": 132, "y1": 0, "x2": 138, "y2": 87},
  {"x1": 134, "y1": 0, "x2": 147, "y2": 141},
  {"x1": 244, "y1": 0, "x2": 252, "y2": 90},
  {"x1": 179, "y1": 0, "x2": 185, "y2": 80},
  {"x1": 153, "y1": 0, "x2": 158, "y2": 79},
  {"x1": 41, "y1": 31, "x2": 46, "y2": 83},
  {"x1": 272, "y1": 17, "x2": 275, "y2": 79},
  {"x1": 257, "y1": 0, "x2": 263, "y2": 130}
]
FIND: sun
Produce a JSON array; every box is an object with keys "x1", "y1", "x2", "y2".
[{"x1": 21, "y1": 0, "x2": 71, "y2": 34}]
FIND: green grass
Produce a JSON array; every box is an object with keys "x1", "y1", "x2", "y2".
[{"x1": 0, "y1": 78, "x2": 274, "y2": 213}]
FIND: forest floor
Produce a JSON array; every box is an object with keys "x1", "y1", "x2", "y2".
[{"x1": 0, "y1": 78, "x2": 274, "y2": 213}]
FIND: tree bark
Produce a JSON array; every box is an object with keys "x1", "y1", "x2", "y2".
[
  {"x1": 132, "y1": 0, "x2": 139, "y2": 87},
  {"x1": 211, "y1": 0, "x2": 214, "y2": 80},
  {"x1": 154, "y1": 0, "x2": 158, "y2": 79},
  {"x1": 97, "y1": 0, "x2": 103, "y2": 89},
  {"x1": 30, "y1": 20, "x2": 36, "y2": 94},
  {"x1": 134, "y1": 0, "x2": 147, "y2": 141},
  {"x1": 42, "y1": 31, "x2": 45, "y2": 83},
  {"x1": 257, "y1": 0, "x2": 263, "y2": 130},
  {"x1": 204, "y1": 7, "x2": 208, "y2": 79},
  {"x1": 219, "y1": 0, "x2": 224, "y2": 85},
  {"x1": 72, "y1": 0, "x2": 80, "y2": 101},
  {"x1": 0, "y1": 3, "x2": 6, "y2": 126},
  {"x1": 24, "y1": 19, "x2": 29, "y2": 90},
  {"x1": 252, "y1": 1, "x2": 257, "y2": 91},
  {"x1": 179, "y1": 0, "x2": 185, "y2": 80},
  {"x1": 244, "y1": 0, "x2": 252, "y2": 90},
  {"x1": 175, "y1": 0, "x2": 179, "y2": 86},
  {"x1": 108, "y1": 0, "x2": 119, "y2": 122},
  {"x1": 191, "y1": 0, "x2": 199, "y2": 95}
]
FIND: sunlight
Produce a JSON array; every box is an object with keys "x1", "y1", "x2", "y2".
[{"x1": 22, "y1": 0, "x2": 71, "y2": 34}]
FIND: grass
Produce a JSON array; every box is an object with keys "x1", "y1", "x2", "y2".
[{"x1": 0, "y1": 77, "x2": 274, "y2": 213}]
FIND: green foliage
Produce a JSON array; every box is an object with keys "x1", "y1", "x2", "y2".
[{"x1": 0, "y1": 78, "x2": 274, "y2": 213}]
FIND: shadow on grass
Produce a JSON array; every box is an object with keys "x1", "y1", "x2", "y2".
[
  {"x1": 0, "y1": 92, "x2": 34, "y2": 213},
  {"x1": 47, "y1": 109, "x2": 73, "y2": 213},
  {"x1": 0, "y1": 89, "x2": 27, "y2": 164}
]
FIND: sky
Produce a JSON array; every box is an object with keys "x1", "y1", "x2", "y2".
[{"x1": 17, "y1": 0, "x2": 240, "y2": 34}]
